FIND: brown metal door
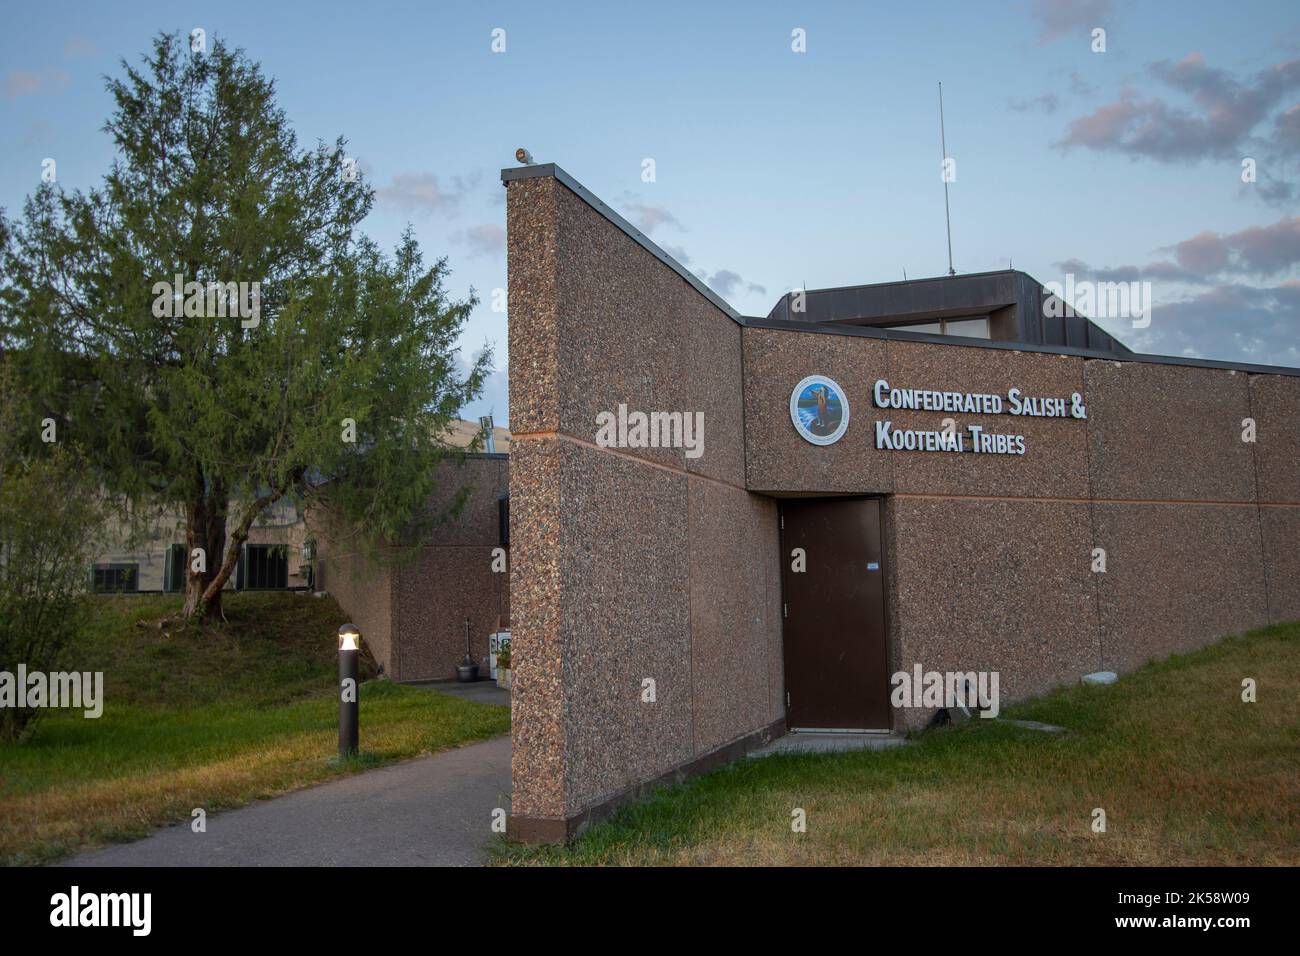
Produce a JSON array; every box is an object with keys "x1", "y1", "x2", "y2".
[{"x1": 780, "y1": 497, "x2": 890, "y2": 730}]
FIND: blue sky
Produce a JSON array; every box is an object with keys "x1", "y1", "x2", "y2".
[{"x1": 3, "y1": 0, "x2": 1298, "y2": 423}]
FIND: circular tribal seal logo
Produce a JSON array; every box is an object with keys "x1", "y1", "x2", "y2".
[{"x1": 790, "y1": 375, "x2": 849, "y2": 445}]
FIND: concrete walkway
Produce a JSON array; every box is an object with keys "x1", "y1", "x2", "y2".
[
  {"x1": 64, "y1": 736, "x2": 511, "y2": 867},
  {"x1": 402, "y1": 678, "x2": 511, "y2": 707}
]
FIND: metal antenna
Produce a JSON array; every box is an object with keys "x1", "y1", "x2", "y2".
[{"x1": 939, "y1": 82, "x2": 956, "y2": 277}]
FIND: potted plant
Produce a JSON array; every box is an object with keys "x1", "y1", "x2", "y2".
[{"x1": 496, "y1": 642, "x2": 512, "y2": 690}]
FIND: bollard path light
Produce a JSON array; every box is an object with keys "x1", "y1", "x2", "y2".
[{"x1": 338, "y1": 623, "x2": 360, "y2": 758}]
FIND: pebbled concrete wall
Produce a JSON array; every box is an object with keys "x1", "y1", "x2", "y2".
[
  {"x1": 505, "y1": 174, "x2": 784, "y2": 839},
  {"x1": 506, "y1": 164, "x2": 1300, "y2": 837},
  {"x1": 312, "y1": 455, "x2": 510, "y2": 681},
  {"x1": 743, "y1": 328, "x2": 1296, "y2": 730}
]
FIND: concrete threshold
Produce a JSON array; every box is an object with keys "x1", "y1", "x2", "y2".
[
  {"x1": 746, "y1": 732, "x2": 910, "y2": 758},
  {"x1": 998, "y1": 718, "x2": 1067, "y2": 734}
]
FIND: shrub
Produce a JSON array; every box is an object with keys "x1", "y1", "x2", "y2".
[{"x1": 0, "y1": 365, "x2": 106, "y2": 741}]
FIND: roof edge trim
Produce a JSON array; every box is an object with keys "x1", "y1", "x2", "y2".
[
  {"x1": 501, "y1": 163, "x2": 743, "y2": 324},
  {"x1": 746, "y1": 317, "x2": 1300, "y2": 377}
]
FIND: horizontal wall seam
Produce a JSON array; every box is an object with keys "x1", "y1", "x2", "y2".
[
  {"x1": 513, "y1": 433, "x2": 1298, "y2": 507},
  {"x1": 511, "y1": 430, "x2": 750, "y2": 494},
  {"x1": 892, "y1": 492, "x2": 1300, "y2": 507}
]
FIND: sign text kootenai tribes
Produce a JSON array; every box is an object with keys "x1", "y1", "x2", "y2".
[{"x1": 872, "y1": 379, "x2": 1087, "y2": 456}]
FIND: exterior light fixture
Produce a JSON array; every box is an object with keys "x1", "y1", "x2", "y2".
[
  {"x1": 515, "y1": 147, "x2": 534, "y2": 165},
  {"x1": 338, "y1": 623, "x2": 360, "y2": 757},
  {"x1": 338, "y1": 624, "x2": 360, "y2": 652}
]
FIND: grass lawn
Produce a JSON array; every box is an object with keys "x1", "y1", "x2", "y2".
[
  {"x1": 0, "y1": 593, "x2": 510, "y2": 866},
  {"x1": 495, "y1": 621, "x2": 1299, "y2": 866}
]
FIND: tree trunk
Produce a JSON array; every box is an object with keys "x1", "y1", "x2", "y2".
[
  {"x1": 181, "y1": 481, "x2": 228, "y2": 621},
  {"x1": 190, "y1": 482, "x2": 291, "y2": 621},
  {"x1": 180, "y1": 475, "x2": 292, "y2": 623}
]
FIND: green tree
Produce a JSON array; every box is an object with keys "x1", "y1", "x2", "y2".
[{"x1": 1, "y1": 33, "x2": 489, "y2": 622}]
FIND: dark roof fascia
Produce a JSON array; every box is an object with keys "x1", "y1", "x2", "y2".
[
  {"x1": 823, "y1": 305, "x2": 1006, "y2": 326},
  {"x1": 501, "y1": 163, "x2": 744, "y2": 325},
  {"x1": 745, "y1": 316, "x2": 1300, "y2": 377},
  {"x1": 797, "y1": 268, "x2": 1034, "y2": 297},
  {"x1": 767, "y1": 269, "x2": 1034, "y2": 319}
]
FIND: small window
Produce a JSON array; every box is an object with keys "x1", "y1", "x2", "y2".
[
  {"x1": 884, "y1": 321, "x2": 942, "y2": 334},
  {"x1": 881, "y1": 318, "x2": 989, "y2": 338},
  {"x1": 944, "y1": 318, "x2": 990, "y2": 338},
  {"x1": 163, "y1": 543, "x2": 186, "y2": 593},
  {"x1": 92, "y1": 564, "x2": 139, "y2": 594}
]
